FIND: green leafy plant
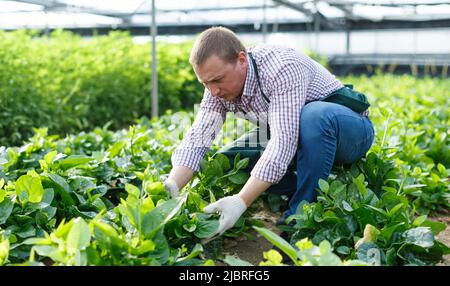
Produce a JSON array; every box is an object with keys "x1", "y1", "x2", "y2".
[{"x1": 254, "y1": 226, "x2": 368, "y2": 266}]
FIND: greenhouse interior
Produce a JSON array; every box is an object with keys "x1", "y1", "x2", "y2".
[{"x1": 0, "y1": 0, "x2": 449, "y2": 270}]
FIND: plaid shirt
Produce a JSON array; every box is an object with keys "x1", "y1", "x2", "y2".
[{"x1": 172, "y1": 45, "x2": 367, "y2": 183}]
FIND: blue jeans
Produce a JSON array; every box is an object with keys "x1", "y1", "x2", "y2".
[
  {"x1": 216, "y1": 101, "x2": 374, "y2": 219},
  {"x1": 267, "y1": 101, "x2": 374, "y2": 218}
]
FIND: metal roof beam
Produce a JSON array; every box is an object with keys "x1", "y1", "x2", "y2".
[
  {"x1": 160, "y1": 5, "x2": 280, "y2": 13},
  {"x1": 324, "y1": 0, "x2": 450, "y2": 8},
  {"x1": 272, "y1": 0, "x2": 341, "y2": 29},
  {"x1": 326, "y1": 2, "x2": 360, "y2": 21},
  {"x1": 11, "y1": 0, "x2": 64, "y2": 9},
  {"x1": 9, "y1": 1, "x2": 281, "y2": 16},
  {"x1": 9, "y1": 0, "x2": 132, "y2": 21},
  {"x1": 7, "y1": 2, "x2": 284, "y2": 24},
  {"x1": 272, "y1": 0, "x2": 314, "y2": 18},
  {"x1": 9, "y1": 17, "x2": 447, "y2": 37}
]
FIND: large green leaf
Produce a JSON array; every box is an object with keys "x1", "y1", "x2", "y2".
[
  {"x1": 58, "y1": 155, "x2": 93, "y2": 170},
  {"x1": 15, "y1": 224, "x2": 36, "y2": 239},
  {"x1": 380, "y1": 222, "x2": 405, "y2": 242},
  {"x1": 92, "y1": 221, "x2": 126, "y2": 259},
  {"x1": 204, "y1": 160, "x2": 223, "y2": 178},
  {"x1": 40, "y1": 188, "x2": 55, "y2": 205},
  {"x1": 435, "y1": 241, "x2": 450, "y2": 255},
  {"x1": 223, "y1": 255, "x2": 253, "y2": 266},
  {"x1": 0, "y1": 189, "x2": 5, "y2": 204},
  {"x1": 421, "y1": 220, "x2": 446, "y2": 236},
  {"x1": 318, "y1": 179, "x2": 329, "y2": 194},
  {"x1": 235, "y1": 157, "x2": 250, "y2": 170},
  {"x1": 125, "y1": 183, "x2": 141, "y2": 198},
  {"x1": 33, "y1": 245, "x2": 62, "y2": 262},
  {"x1": 43, "y1": 151, "x2": 58, "y2": 165},
  {"x1": 144, "y1": 182, "x2": 165, "y2": 196},
  {"x1": 352, "y1": 174, "x2": 367, "y2": 196},
  {"x1": 146, "y1": 230, "x2": 170, "y2": 265},
  {"x1": 228, "y1": 171, "x2": 249, "y2": 185},
  {"x1": 0, "y1": 198, "x2": 14, "y2": 224},
  {"x1": 253, "y1": 226, "x2": 298, "y2": 264},
  {"x1": 141, "y1": 210, "x2": 164, "y2": 238},
  {"x1": 353, "y1": 206, "x2": 378, "y2": 229},
  {"x1": 141, "y1": 194, "x2": 186, "y2": 237},
  {"x1": 35, "y1": 212, "x2": 49, "y2": 227},
  {"x1": 108, "y1": 141, "x2": 125, "y2": 158},
  {"x1": 194, "y1": 220, "x2": 219, "y2": 239},
  {"x1": 46, "y1": 173, "x2": 74, "y2": 205},
  {"x1": 66, "y1": 217, "x2": 91, "y2": 254},
  {"x1": 317, "y1": 242, "x2": 343, "y2": 266},
  {"x1": 402, "y1": 227, "x2": 434, "y2": 248},
  {"x1": 130, "y1": 239, "x2": 156, "y2": 256},
  {"x1": 356, "y1": 242, "x2": 384, "y2": 266},
  {"x1": 214, "y1": 153, "x2": 230, "y2": 171},
  {"x1": 15, "y1": 174, "x2": 44, "y2": 203},
  {"x1": 69, "y1": 177, "x2": 96, "y2": 194}
]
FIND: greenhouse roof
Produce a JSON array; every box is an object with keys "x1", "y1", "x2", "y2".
[{"x1": 1, "y1": 0, "x2": 450, "y2": 33}]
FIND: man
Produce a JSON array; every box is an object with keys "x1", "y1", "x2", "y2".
[{"x1": 163, "y1": 27, "x2": 374, "y2": 238}]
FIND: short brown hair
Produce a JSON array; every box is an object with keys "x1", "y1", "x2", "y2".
[{"x1": 189, "y1": 26, "x2": 246, "y2": 68}]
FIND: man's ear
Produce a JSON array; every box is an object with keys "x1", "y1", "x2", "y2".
[{"x1": 237, "y1": 51, "x2": 248, "y2": 66}]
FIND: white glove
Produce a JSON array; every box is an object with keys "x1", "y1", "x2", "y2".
[
  {"x1": 163, "y1": 178, "x2": 179, "y2": 198},
  {"x1": 203, "y1": 194, "x2": 247, "y2": 237}
]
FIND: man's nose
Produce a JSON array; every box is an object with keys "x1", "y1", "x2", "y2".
[{"x1": 208, "y1": 84, "x2": 220, "y2": 97}]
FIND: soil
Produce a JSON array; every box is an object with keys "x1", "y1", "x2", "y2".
[
  {"x1": 218, "y1": 209, "x2": 282, "y2": 266},
  {"x1": 430, "y1": 213, "x2": 450, "y2": 266}
]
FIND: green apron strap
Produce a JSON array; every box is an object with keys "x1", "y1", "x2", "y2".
[{"x1": 248, "y1": 52, "x2": 270, "y2": 104}]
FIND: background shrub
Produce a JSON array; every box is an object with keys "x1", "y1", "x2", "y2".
[{"x1": 0, "y1": 30, "x2": 203, "y2": 146}]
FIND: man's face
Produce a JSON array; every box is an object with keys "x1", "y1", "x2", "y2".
[{"x1": 194, "y1": 51, "x2": 248, "y2": 101}]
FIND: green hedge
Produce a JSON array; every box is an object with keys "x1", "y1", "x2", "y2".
[{"x1": 0, "y1": 30, "x2": 203, "y2": 147}]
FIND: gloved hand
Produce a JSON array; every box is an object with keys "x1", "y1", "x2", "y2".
[
  {"x1": 203, "y1": 194, "x2": 247, "y2": 237},
  {"x1": 163, "y1": 178, "x2": 179, "y2": 198}
]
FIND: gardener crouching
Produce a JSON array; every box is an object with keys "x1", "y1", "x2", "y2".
[{"x1": 163, "y1": 26, "x2": 374, "y2": 239}]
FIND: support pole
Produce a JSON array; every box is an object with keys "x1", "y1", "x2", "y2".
[
  {"x1": 313, "y1": 0, "x2": 320, "y2": 52},
  {"x1": 151, "y1": 0, "x2": 158, "y2": 118},
  {"x1": 262, "y1": 0, "x2": 268, "y2": 43},
  {"x1": 346, "y1": 29, "x2": 350, "y2": 54}
]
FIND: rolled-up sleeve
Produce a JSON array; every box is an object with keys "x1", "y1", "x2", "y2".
[
  {"x1": 250, "y1": 63, "x2": 309, "y2": 183},
  {"x1": 171, "y1": 90, "x2": 226, "y2": 171}
]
